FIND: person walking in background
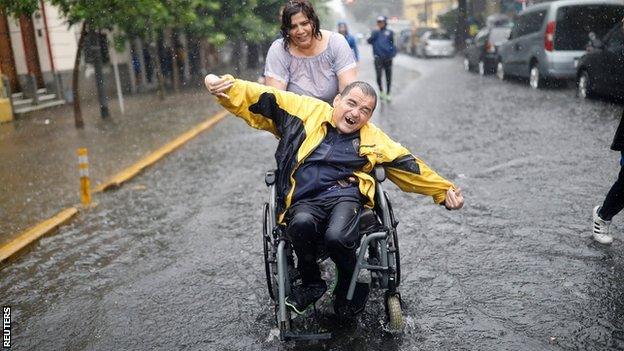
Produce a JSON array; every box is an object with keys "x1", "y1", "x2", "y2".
[
  {"x1": 367, "y1": 16, "x2": 396, "y2": 102},
  {"x1": 338, "y1": 21, "x2": 359, "y2": 63},
  {"x1": 593, "y1": 109, "x2": 624, "y2": 244},
  {"x1": 263, "y1": 0, "x2": 357, "y2": 104}
]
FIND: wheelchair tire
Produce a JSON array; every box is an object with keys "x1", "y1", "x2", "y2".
[
  {"x1": 386, "y1": 294, "x2": 404, "y2": 332},
  {"x1": 263, "y1": 203, "x2": 278, "y2": 301}
]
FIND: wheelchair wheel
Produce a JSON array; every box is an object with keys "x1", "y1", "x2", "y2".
[
  {"x1": 263, "y1": 203, "x2": 278, "y2": 301},
  {"x1": 386, "y1": 294, "x2": 404, "y2": 332}
]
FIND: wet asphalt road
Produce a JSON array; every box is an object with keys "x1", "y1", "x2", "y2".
[{"x1": 1, "y1": 48, "x2": 623, "y2": 350}]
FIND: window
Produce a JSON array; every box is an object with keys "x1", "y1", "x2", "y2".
[
  {"x1": 607, "y1": 27, "x2": 624, "y2": 52},
  {"x1": 512, "y1": 10, "x2": 546, "y2": 38},
  {"x1": 555, "y1": 5, "x2": 624, "y2": 50}
]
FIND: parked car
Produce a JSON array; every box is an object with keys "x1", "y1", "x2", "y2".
[
  {"x1": 464, "y1": 26, "x2": 512, "y2": 75},
  {"x1": 415, "y1": 31, "x2": 455, "y2": 58},
  {"x1": 398, "y1": 29, "x2": 413, "y2": 53},
  {"x1": 410, "y1": 26, "x2": 435, "y2": 55},
  {"x1": 576, "y1": 20, "x2": 624, "y2": 99},
  {"x1": 496, "y1": 0, "x2": 624, "y2": 89}
]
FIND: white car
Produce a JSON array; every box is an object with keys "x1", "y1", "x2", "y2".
[{"x1": 416, "y1": 31, "x2": 456, "y2": 58}]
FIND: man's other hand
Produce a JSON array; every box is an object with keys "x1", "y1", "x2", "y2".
[
  {"x1": 444, "y1": 187, "x2": 464, "y2": 210},
  {"x1": 205, "y1": 74, "x2": 233, "y2": 99}
]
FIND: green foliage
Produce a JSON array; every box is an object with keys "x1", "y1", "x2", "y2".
[{"x1": 0, "y1": 0, "x2": 40, "y2": 16}]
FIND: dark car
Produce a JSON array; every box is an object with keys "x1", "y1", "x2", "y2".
[
  {"x1": 576, "y1": 20, "x2": 624, "y2": 100},
  {"x1": 464, "y1": 26, "x2": 512, "y2": 75}
]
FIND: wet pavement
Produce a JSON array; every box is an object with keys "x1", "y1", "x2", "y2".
[{"x1": 1, "y1": 47, "x2": 623, "y2": 350}]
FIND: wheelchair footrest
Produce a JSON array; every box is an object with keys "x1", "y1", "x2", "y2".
[{"x1": 283, "y1": 331, "x2": 332, "y2": 341}]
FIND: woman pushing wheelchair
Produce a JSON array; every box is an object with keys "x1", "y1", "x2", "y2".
[{"x1": 205, "y1": 73, "x2": 464, "y2": 321}]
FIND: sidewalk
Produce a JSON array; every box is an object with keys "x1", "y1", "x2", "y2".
[{"x1": 0, "y1": 71, "x2": 256, "y2": 246}]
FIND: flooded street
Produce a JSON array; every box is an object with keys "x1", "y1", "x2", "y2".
[{"x1": 1, "y1": 49, "x2": 623, "y2": 350}]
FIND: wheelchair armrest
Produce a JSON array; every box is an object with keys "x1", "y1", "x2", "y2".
[
  {"x1": 372, "y1": 166, "x2": 386, "y2": 183},
  {"x1": 265, "y1": 169, "x2": 277, "y2": 186}
]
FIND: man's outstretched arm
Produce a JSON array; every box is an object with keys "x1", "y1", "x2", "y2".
[{"x1": 205, "y1": 74, "x2": 330, "y2": 136}]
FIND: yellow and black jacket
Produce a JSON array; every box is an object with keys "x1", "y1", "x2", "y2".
[{"x1": 216, "y1": 75, "x2": 455, "y2": 223}]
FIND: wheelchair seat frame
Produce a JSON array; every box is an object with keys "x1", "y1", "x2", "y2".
[{"x1": 262, "y1": 166, "x2": 404, "y2": 341}]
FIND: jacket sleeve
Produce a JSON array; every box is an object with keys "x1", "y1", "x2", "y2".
[
  {"x1": 373, "y1": 128, "x2": 455, "y2": 204},
  {"x1": 215, "y1": 75, "x2": 328, "y2": 137},
  {"x1": 367, "y1": 31, "x2": 377, "y2": 44}
]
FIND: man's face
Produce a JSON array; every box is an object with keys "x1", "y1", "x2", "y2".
[
  {"x1": 289, "y1": 12, "x2": 314, "y2": 49},
  {"x1": 377, "y1": 20, "x2": 385, "y2": 30},
  {"x1": 332, "y1": 88, "x2": 376, "y2": 134}
]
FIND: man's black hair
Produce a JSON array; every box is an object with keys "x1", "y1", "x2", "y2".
[
  {"x1": 280, "y1": 0, "x2": 322, "y2": 50},
  {"x1": 341, "y1": 81, "x2": 378, "y2": 110}
]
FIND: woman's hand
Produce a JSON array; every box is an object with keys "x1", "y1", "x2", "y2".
[{"x1": 205, "y1": 74, "x2": 233, "y2": 99}]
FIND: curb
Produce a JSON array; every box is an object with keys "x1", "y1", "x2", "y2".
[
  {"x1": 94, "y1": 110, "x2": 228, "y2": 192},
  {"x1": 0, "y1": 207, "x2": 78, "y2": 264},
  {"x1": 0, "y1": 110, "x2": 229, "y2": 265}
]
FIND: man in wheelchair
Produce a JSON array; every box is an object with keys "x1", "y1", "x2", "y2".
[{"x1": 206, "y1": 74, "x2": 464, "y2": 318}]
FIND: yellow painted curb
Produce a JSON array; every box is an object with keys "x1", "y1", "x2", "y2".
[
  {"x1": 0, "y1": 207, "x2": 78, "y2": 264},
  {"x1": 0, "y1": 109, "x2": 229, "y2": 265},
  {"x1": 94, "y1": 110, "x2": 228, "y2": 192}
]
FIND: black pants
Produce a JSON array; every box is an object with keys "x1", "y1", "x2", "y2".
[
  {"x1": 600, "y1": 164, "x2": 624, "y2": 221},
  {"x1": 374, "y1": 57, "x2": 393, "y2": 94},
  {"x1": 285, "y1": 196, "x2": 362, "y2": 295}
]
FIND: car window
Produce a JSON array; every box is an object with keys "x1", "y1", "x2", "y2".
[
  {"x1": 475, "y1": 29, "x2": 488, "y2": 45},
  {"x1": 555, "y1": 5, "x2": 624, "y2": 50},
  {"x1": 490, "y1": 27, "x2": 512, "y2": 44},
  {"x1": 512, "y1": 10, "x2": 546, "y2": 38},
  {"x1": 429, "y1": 33, "x2": 451, "y2": 40},
  {"x1": 606, "y1": 25, "x2": 624, "y2": 51}
]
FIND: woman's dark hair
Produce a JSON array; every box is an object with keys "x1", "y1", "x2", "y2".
[{"x1": 280, "y1": 0, "x2": 322, "y2": 50}]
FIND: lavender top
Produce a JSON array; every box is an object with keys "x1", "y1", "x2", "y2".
[{"x1": 264, "y1": 32, "x2": 357, "y2": 104}]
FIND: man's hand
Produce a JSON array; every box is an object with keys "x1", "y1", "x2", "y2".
[
  {"x1": 205, "y1": 74, "x2": 233, "y2": 99},
  {"x1": 444, "y1": 187, "x2": 464, "y2": 210}
]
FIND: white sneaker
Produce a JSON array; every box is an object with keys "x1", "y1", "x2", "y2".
[{"x1": 592, "y1": 205, "x2": 613, "y2": 244}]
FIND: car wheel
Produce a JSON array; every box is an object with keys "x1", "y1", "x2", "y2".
[
  {"x1": 478, "y1": 60, "x2": 486, "y2": 76},
  {"x1": 496, "y1": 61, "x2": 506, "y2": 81},
  {"x1": 463, "y1": 58, "x2": 471, "y2": 72},
  {"x1": 529, "y1": 65, "x2": 543, "y2": 89},
  {"x1": 577, "y1": 71, "x2": 592, "y2": 99}
]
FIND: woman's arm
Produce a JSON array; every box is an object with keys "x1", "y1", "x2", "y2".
[
  {"x1": 337, "y1": 67, "x2": 357, "y2": 93},
  {"x1": 264, "y1": 76, "x2": 288, "y2": 91}
]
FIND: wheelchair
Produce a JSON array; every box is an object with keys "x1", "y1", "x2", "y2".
[{"x1": 262, "y1": 166, "x2": 403, "y2": 341}]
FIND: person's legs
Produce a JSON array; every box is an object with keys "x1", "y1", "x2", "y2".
[
  {"x1": 593, "y1": 154, "x2": 624, "y2": 244},
  {"x1": 323, "y1": 198, "x2": 369, "y2": 316},
  {"x1": 374, "y1": 57, "x2": 384, "y2": 93},
  {"x1": 284, "y1": 200, "x2": 328, "y2": 314},
  {"x1": 383, "y1": 59, "x2": 393, "y2": 95},
  {"x1": 599, "y1": 165, "x2": 624, "y2": 221}
]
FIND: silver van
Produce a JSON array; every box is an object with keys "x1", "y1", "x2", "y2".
[{"x1": 496, "y1": 0, "x2": 624, "y2": 89}]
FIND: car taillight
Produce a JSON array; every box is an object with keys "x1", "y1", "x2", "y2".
[
  {"x1": 544, "y1": 21, "x2": 555, "y2": 51},
  {"x1": 486, "y1": 41, "x2": 495, "y2": 53}
]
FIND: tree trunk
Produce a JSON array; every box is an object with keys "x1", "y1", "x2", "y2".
[
  {"x1": 455, "y1": 0, "x2": 468, "y2": 50},
  {"x1": 233, "y1": 37, "x2": 242, "y2": 75},
  {"x1": 246, "y1": 42, "x2": 259, "y2": 69},
  {"x1": 72, "y1": 22, "x2": 87, "y2": 128},
  {"x1": 171, "y1": 30, "x2": 180, "y2": 92},
  {"x1": 90, "y1": 29, "x2": 109, "y2": 118},
  {"x1": 148, "y1": 27, "x2": 165, "y2": 99}
]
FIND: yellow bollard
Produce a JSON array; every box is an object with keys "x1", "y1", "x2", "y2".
[{"x1": 77, "y1": 148, "x2": 91, "y2": 206}]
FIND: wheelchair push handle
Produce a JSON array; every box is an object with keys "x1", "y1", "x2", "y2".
[{"x1": 373, "y1": 166, "x2": 386, "y2": 183}]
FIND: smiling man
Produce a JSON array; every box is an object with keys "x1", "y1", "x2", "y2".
[{"x1": 205, "y1": 74, "x2": 463, "y2": 318}]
